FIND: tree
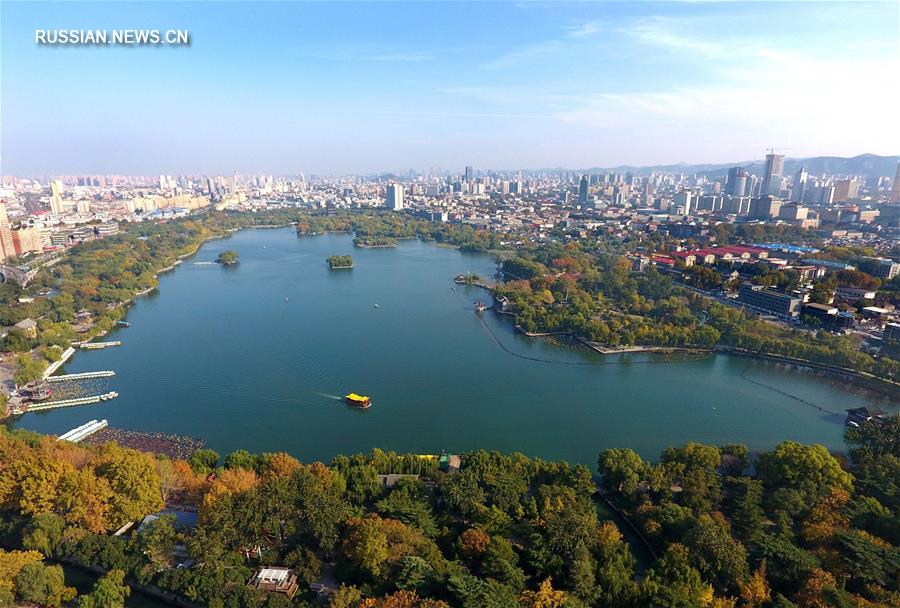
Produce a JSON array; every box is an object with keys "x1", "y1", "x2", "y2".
[
  {"x1": 328, "y1": 584, "x2": 363, "y2": 608},
  {"x1": 757, "y1": 442, "x2": 853, "y2": 505},
  {"x1": 395, "y1": 555, "x2": 433, "y2": 591},
  {"x1": 224, "y1": 450, "x2": 260, "y2": 471},
  {"x1": 845, "y1": 414, "x2": 900, "y2": 458},
  {"x1": 598, "y1": 448, "x2": 648, "y2": 497},
  {"x1": 96, "y1": 445, "x2": 164, "y2": 529},
  {"x1": 440, "y1": 469, "x2": 485, "y2": 520},
  {"x1": 683, "y1": 514, "x2": 749, "y2": 592},
  {"x1": 259, "y1": 452, "x2": 302, "y2": 480},
  {"x1": 594, "y1": 522, "x2": 640, "y2": 607},
  {"x1": 13, "y1": 562, "x2": 75, "y2": 608},
  {"x1": 190, "y1": 449, "x2": 220, "y2": 474},
  {"x1": 78, "y1": 569, "x2": 131, "y2": 608},
  {"x1": 0, "y1": 549, "x2": 43, "y2": 594},
  {"x1": 57, "y1": 467, "x2": 113, "y2": 532},
  {"x1": 642, "y1": 544, "x2": 714, "y2": 608},
  {"x1": 519, "y1": 578, "x2": 567, "y2": 608},
  {"x1": 22, "y1": 513, "x2": 66, "y2": 557},
  {"x1": 136, "y1": 514, "x2": 177, "y2": 569},
  {"x1": 481, "y1": 536, "x2": 525, "y2": 591},
  {"x1": 459, "y1": 528, "x2": 490, "y2": 560},
  {"x1": 567, "y1": 544, "x2": 597, "y2": 604},
  {"x1": 738, "y1": 561, "x2": 771, "y2": 608},
  {"x1": 13, "y1": 354, "x2": 47, "y2": 386},
  {"x1": 342, "y1": 515, "x2": 389, "y2": 578}
]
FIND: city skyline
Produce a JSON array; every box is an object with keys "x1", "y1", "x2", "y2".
[{"x1": 2, "y1": 1, "x2": 899, "y2": 175}]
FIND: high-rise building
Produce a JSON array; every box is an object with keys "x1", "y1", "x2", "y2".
[
  {"x1": 726, "y1": 167, "x2": 741, "y2": 196},
  {"x1": 834, "y1": 178, "x2": 859, "y2": 202},
  {"x1": 386, "y1": 183, "x2": 405, "y2": 210},
  {"x1": 578, "y1": 175, "x2": 589, "y2": 203},
  {"x1": 762, "y1": 153, "x2": 785, "y2": 196},
  {"x1": 464, "y1": 165, "x2": 474, "y2": 182},
  {"x1": 791, "y1": 167, "x2": 808, "y2": 202},
  {"x1": 891, "y1": 162, "x2": 900, "y2": 203},
  {"x1": 0, "y1": 202, "x2": 14, "y2": 262},
  {"x1": 674, "y1": 191, "x2": 693, "y2": 215},
  {"x1": 734, "y1": 171, "x2": 749, "y2": 197},
  {"x1": 50, "y1": 179, "x2": 64, "y2": 215}
]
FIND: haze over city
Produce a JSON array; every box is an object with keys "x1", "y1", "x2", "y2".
[{"x1": 2, "y1": 0, "x2": 898, "y2": 175}]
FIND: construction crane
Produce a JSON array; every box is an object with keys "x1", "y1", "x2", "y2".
[{"x1": 766, "y1": 146, "x2": 793, "y2": 155}]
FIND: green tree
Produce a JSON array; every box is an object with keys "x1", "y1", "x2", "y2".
[
  {"x1": 598, "y1": 448, "x2": 648, "y2": 497},
  {"x1": 14, "y1": 562, "x2": 75, "y2": 608},
  {"x1": 683, "y1": 514, "x2": 749, "y2": 592},
  {"x1": 641, "y1": 544, "x2": 714, "y2": 608},
  {"x1": 78, "y1": 569, "x2": 131, "y2": 608},
  {"x1": 757, "y1": 442, "x2": 853, "y2": 505},
  {"x1": 190, "y1": 449, "x2": 220, "y2": 474},
  {"x1": 21, "y1": 513, "x2": 66, "y2": 557}
]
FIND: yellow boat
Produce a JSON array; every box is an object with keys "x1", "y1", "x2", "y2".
[{"x1": 345, "y1": 393, "x2": 371, "y2": 409}]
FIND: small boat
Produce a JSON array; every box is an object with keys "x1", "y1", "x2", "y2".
[
  {"x1": 284, "y1": 296, "x2": 289, "y2": 303},
  {"x1": 373, "y1": 304, "x2": 379, "y2": 309},
  {"x1": 345, "y1": 393, "x2": 372, "y2": 409},
  {"x1": 116, "y1": 321, "x2": 130, "y2": 328},
  {"x1": 474, "y1": 299, "x2": 487, "y2": 313}
]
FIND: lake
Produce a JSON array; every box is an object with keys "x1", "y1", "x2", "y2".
[{"x1": 13, "y1": 228, "x2": 898, "y2": 465}]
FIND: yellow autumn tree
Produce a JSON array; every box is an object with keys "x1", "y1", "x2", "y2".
[
  {"x1": 738, "y1": 561, "x2": 771, "y2": 608},
  {"x1": 0, "y1": 549, "x2": 43, "y2": 593},
  {"x1": 519, "y1": 578, "x2": 567, "y2": 608}
]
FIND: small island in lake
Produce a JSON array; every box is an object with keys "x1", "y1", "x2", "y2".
[
  {"x1": 327, "y1": 254, "x2": 354, "y2": 269},
  {"x1": 216, "y1": 250, "x2": 239, "y2": 265},
  {"x1": 353, "y1": 235, "x2": 397, "y2": 248}
]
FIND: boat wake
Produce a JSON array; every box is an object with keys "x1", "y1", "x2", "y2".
[
  {"x1": 193, "y1": 261, "x2": 216, "y2": 265},
  {"x1": 317, "y1": 393, "x2": 343, "y2": 401}
]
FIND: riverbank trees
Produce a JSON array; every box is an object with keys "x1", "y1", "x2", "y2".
[{"x1": 492, "y1": 247, "x2": 900, "y2": 380}]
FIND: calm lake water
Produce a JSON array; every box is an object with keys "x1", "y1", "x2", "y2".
[{"x1": 14, "y1": 228, "x2": 898, "y2": 464}]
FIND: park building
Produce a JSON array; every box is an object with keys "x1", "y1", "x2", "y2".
[{"x1": 248, "y1": 567, "x2": 299, "y2": 599}]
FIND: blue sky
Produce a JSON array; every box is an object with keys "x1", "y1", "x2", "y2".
[{"x1": 2, "y1": 1, "x2": 898, "y2": 175}]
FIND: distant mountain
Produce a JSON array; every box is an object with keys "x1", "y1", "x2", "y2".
[{"x1": 583, "y1": 154, "x2": 899, "y2": 178}]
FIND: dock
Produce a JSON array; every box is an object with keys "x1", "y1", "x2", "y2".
[
  {"x1": 58, "y1": 419, "x2": 108, "y2": 443},
  {"x1": 46, "y1": 370, "x2": 116, "y2": 382},
  {"x1": 42, "y1": 347, "x2": 75, "y2": 379},
  {"x1": 80, "y1": 341, "x2": 122, "y2": 350},
  {"x1": 27, "y1": 391, "x2": 119, "y2": 412}
]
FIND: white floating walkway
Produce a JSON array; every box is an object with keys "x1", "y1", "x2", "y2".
[
  {"x1": 46, "y1": 371, "x2": 116, "y2": 382},
  {"x1": 28, "y1": 391, "x2": 119, "y2": 411},
  {"x1": 58, "y1": 419, "x2": 108, "y2": 443},
  {"x1": 80, "y1": 341, "x2": 122, "y2": 350}
]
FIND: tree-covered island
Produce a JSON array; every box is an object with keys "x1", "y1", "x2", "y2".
[
  {"x1": 353, "y1": 236, "x2": 398, "y2": 248},
  {"x1": 327, "y1": 255, "x2": 354, "y2": 269},
  {"x1": 217, "y1": 250, "x2": 240, "y2": 265}
]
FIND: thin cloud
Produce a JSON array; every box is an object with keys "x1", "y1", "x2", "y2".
[{"x1": 566, "y1": 20, "x2": 602, "y2": 39}]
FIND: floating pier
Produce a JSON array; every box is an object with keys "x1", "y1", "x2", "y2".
[
  {"x1": 28, "y1": 391, "x2": 119, "y2": 412},
  {"x1": 80, "y1": 341, "x2": 122, "y2": 350},
  {"x1": 58, "y1": 419, "x2": 108, "y2": 443},
  {"x1": 46, "y1": 371, "x2": 116, "y2": 382}
]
